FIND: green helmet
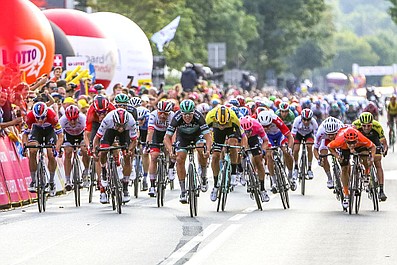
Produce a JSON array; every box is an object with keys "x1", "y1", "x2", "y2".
[
  {"x1": 359, "y1": 112, "x2": 373, "y2": 124},
  {"x1": 114, "y1": 93, "x2": 130, "y2": 104},
  {"x1": 269, "y1": 95, "x2": 276, "y2": 102},
  {"x1": 180, "y1": 99, "x2": 195, "y2": 113}
]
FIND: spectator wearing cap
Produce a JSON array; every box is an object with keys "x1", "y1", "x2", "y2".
[
  {"x1": 88, "y1": 86, "x2": 98, "y2": 99},
  {"x1": 59, "y1": 96, "x2": 76, "y2": 117},
  {"x1": 78, "y1": 99, "x2": 89, "y2": 115}
]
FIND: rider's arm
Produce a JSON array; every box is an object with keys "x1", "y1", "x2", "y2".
[
  {"x1": 286, "y1": 132, "x2": 294, "y2": 150},
  {"x1": 163, "y1": 133, "x2": 173, "y2": 154}
]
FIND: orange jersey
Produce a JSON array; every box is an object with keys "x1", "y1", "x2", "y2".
[{"x1": 327, "y1": 127, "x2": 374, "y2": 150}]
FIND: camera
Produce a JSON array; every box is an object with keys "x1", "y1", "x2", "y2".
[{"x1": 127, "y1": 75, "x2": 134, "y2": 80}]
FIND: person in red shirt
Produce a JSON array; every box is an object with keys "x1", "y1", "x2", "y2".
[
  {"x1": 327, "y1": 127, "x2": 376, "y2": 209},
  {"x1": 22, "y1": 102, "x2": 64, "y2": 196}
]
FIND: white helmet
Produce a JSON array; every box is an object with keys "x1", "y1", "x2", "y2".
[
  {"x1": 129, "y1": 97, "x2": 142, "y2": 107},
  {"x1": 323, "y1": 117, "x2": 343, "y2": 134},
  {"x1": 257, "y1": 110, "x2": 274, "y2": 126},
  {"x1": 136, "y1": 106, "x2": 149, "y2": 120},
  {"x1": 197, "y1": 103, "x2": 211, "y2": 113}
]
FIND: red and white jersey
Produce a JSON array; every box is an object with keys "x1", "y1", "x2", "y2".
[
  {"x1": 59, "y1": 113, "x2": 86, "y2": 136},
  {"x1": 85, "y1": 103, "x2": 116, "y2": 132},
  {"x1": 148, "y1": 110, "x2": 175, "y2": 132},
  {"x1": 264, "y1": 113, "x2": 290, "y2": 136},
  {"x1": 291, "y1": 116, "x2": 318, "y2": 136},
  {"x1": 23, "y1": 108, "x2": 62, "y2": 135},
  {"x1": 96, "y1": 110, "x2": 137, "y2": 140}
]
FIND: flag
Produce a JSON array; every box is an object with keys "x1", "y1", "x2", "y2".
[{"x1": 151, "y1": 16, "x2": 181, "y2": 53}]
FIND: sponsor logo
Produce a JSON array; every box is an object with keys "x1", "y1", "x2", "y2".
[{"x1": 1, "y1": 39, "x2": 46, "y2": 78}]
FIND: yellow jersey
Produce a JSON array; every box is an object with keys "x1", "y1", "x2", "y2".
[
  {"x1": 352, "y1": 119, "x2": 385, "y2": 140},
  {"x1": 387, "y1": 102, "x2": 397, "y2": 115},
  {"x1": 206, "y1": 106, "x2": 244, "y2": 134}
]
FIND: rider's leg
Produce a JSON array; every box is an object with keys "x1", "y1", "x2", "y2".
[
  {"x1": 148, "y1": 151, "x2": 159, "y2": 188},
  {"x1": 64, "y1": 146, "x2": 73, "y2": 183},
  {"x1": 176, "y1": 151, "x2": 187, "y2": 193}
]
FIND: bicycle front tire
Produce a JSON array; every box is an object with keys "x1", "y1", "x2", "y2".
[
  {"x1": 300, "y1": 151, "x2": 307, "y2": 196},
  {"x1": 157, "y1": 159, "x2": 165, "y2": 207},
  {"x1": 88, "y1": 158, "x2": 96, "y2": 203},
  {"x1": 188, "y1": 163, "x2": 197, "y2": 217},
  {"x1": 246, "y1": 160, "x2": 262, "y2": 211}
]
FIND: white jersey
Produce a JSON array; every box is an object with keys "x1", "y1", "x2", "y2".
[
  {"x1": 313, "y1": 124, "x2": 327, "y2": 149},
  {"x1": 59, "y1": 113, "x2": 86, "y2": 136},
  {"x1": 291, "y1": 116, "x2": 318, "y2": 136},
  {"x1": 148, "y1": 110, "x2": 175, "y2": 132},
  {"x1": 96, "y1": 110, "x2": 137, "y2": 139}
]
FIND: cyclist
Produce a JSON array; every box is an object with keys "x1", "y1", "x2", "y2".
[
  {"x1": 239, "y1": 116, "x2": 270, "y2": 202},
  {"x1": 164, "y1": 99, "x2": 212, "y2": 203},
  {"x1": 136, "y1": 106, "x2": 150, "y2": 191},
  {"x1": 275, "y1": 102, "x2": 295, "y2": 130},
  {"x1": 93, "y1": 108, "x2": 137, "y2": 204},
  {"x1": 23, "y1": 102, "x2": 64, "y2": 196},
  {"x1": 291, "y1": 109, "x2": 318, "y2": 181},
  {"x1": 363, "y1": 101, "x2": 379, "y2": 121},
  {"x1": 327, "y1": 127, "x2": 376, "y2": 209},
  {"x1": 196, "y1": 103, "x2": 211, "y2": 119},
  {"x1": 147, "y1": 100, "x2": 175, "y2": 197},
  {"x1": 206, "y1": 105, "x2": 248, "y2": 201},
  {"x1": 59, "y1": 105, "x2": 89, "y2": 190},
  {"x1": 257, "y1": 110, "x2": 294, "y2": 192},
  {"x1": 314, "y1": 117, "x2": 344, "y2": 189},
  {"x1": 386, "y1": 94, "x2": 397, "y2": 143},
  {"x1": 352, "y1": 112, "x2": 388, "y2": 201}
]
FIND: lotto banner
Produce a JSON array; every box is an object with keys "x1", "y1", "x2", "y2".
[{"x1": 0, "y1": 137, "x2": 21, "y2": 205}]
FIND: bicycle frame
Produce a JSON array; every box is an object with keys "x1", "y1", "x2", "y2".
[
  {"x1": 241, "y1": 147, "x2": 262, "y2": 211},
  {"x1": 299, "y1": 139, "x2": 308, "y2": 195},
  {"x1": 269, "y1": 146, "x2": 290, "y2": 209},
  {"x1": 348, "y1": 152, "x2": 368, "y2": 215}
]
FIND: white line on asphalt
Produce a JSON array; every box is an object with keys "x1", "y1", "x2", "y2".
[
  {"x1": 185, "y1": 224, "x2": 242, "y2": 265},
  {"x1": 228, "y1": 214, "x2": 247, "y2": 221},
  {"x1": 161, "y1": 223, "x2": 222, "y2": 265},
  {"x1": 242, "y1": 207, "x2": 256, "y2": 213}
]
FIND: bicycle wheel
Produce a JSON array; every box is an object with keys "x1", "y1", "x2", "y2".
[
  {"x1": 216, "y1": 161, "x2": 228, "y2": 212},
  {"x1": 134, "y1": 154, "x2": 141, "y2": 198},
  {"x1": 36, "y1": 162, "x2": 44, "y2": 213},
  {"x1": 300, "y1": 152, "x2": 307, "y2": 196},
  {"x1": 88, "y1": 158, "x2": 96, "y2": 203},
  {"x1": 275, "y1": 161, "x2": 289, "y2": 209},
  {"x1": 157, "y1": 159, "x2": 164, "y2": 208},
  {"x1": 355, "y1": 175, "x2": 362, "y2": 214},
  {"x1": 333, "y1": 164, "x2": 345, "y2": 210},
  {"x1": 188, "y1": 164, "x2": 197, "y2": 217},
  {"x1": 72, "y1": 160, "x2": 81, "y2": 207},
  {"x1": 112, "y1": 162, "x2": 122, "y2": 214},
  {"x1": 348, "y1": 166, "x2": 358, "y2": 215},
  {"x1": 247, "y1": 160, "x2": 262, "y2": 211},
  {"x1": 370, "y1": 167, "x2": 379, "y2": 211}
]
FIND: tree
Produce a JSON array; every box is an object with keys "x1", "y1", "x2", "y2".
[{"x1": 242, "y1": 0, "x2": 327, "y2": 85}]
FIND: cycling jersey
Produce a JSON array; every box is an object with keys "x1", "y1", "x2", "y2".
[
  {"x1": 387, "y1": 102, "x2": 397, "y2": 115},
  {"x1": 291, "y1": 116, "x2": 318, "y2": 136},
  {"x1": 96, "y1": 110, "x2": 137, "y2": 140},
  {"x1": 23, "y1": 108, "x2": 62, "y2": 135},
  {"x1": 313, "y1": 121, "x2": 345, "y2": 149},
  {"x1": 327, "y1": 127, "x2": 374, "y2": 150},
  {"x1": 275, "y1": 109, "x2": 295, "y2": 127},
  {"x1": 250, "y1": 118, "x2": 268, "y2": 141},
  {"x1": 166, "y1": 110, "x2": 210, "y2": 136},
  {"x1": 264, "y1": 113, "x2": 290, "y2": 136},
  {"x1": 352, "y1": 119, "x2": 385, "y2": 140},
  {"x1": 148, "y1": 110, "x2": 175, "y2": 132},
  {"x1": 206, "y1": 106, "x2": 243, "y2": 134},
  {"x1": 59, "y1": 113, "x2": 86, "y2": 136},
  {"x1": 85, "y1": 103, "x2": 116, "y2": 132}
]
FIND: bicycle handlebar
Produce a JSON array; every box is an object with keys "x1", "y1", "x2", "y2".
[
  {"x1": 25, "y1": 144, "x2": 54, "y2": 149},
  {"x1": 212, "y1": 143, "x2": 242, "y2": 149},
  {"x1": 97, "y1": 145, "x2": 128, "y2": 152}
]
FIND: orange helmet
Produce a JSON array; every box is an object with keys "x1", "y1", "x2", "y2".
[{"x1": 344, "y1": 127, "x2": 358, "y2": 142}]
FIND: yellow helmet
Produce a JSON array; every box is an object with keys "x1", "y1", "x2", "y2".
[{"x1": 215, "y1": 105, "x2": 231, "y2": 125}]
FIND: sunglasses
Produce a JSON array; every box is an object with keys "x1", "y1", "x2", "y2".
[
  {"x1": 362, "y1": 124, "x2": 372, "y2": 128},
  {"x1": 346, "y1": 140, "x2": 357, "y2": 145},
  {"x1": 36, "y1": 116, "x2": 46, "y2": 121},
  {"x1": 158, "y1": 111, "x2": 169, "y2": 115},
  {"x1": 302, "y1": 118, "x2": 311, "y2": 121},
  {"x1": 326, "y1": 133, "x2": 337, "y2": 137},
  {"x1": 96, "y1": 110, "x2": 107, "y2": 115},
  {"x1": 245, "y1": 129, "x2": 253, "y2": 134},
  {"x1": 182, "y1": 112, "x2": 193, "y2": 116}
]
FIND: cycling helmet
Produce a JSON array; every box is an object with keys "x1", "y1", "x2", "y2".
[
  {"x1": 129, "y1": 97, "x2": 142, "y2": 107},
  {"x1": 279, "y1": 102, "x2": 290, "y2": 111},
  {"x1": 157, "y1": 100, "x2": 173, "y2": 112},
  {"x1": 113, "y1": 108, "x2": 129, "y2": 126},
  {"x1": 197, "y1": 103, "x2": 210, "y2": 114},
  {"x1": 211, "y1": 98, "x2": 220, "y2": 106},
  {"x1": 229, "y1": 99, "x2": 239, "y2": 107},
  {"x1": 236, "y1": 95, "x2": 245, "y2": 107},
  {"x1": 239, "y1": 106, "x2": 250, "y2": 117},
  {"x1": 136, "y1": 106, "x2": 149, "y2": 120},
  {"x1": 257, "y1": 110, "x2": 274, "y2": 126},
  {"x1": 93, "y1": 84, "x2": 104, "y2": 91},
  {"x1": 269, "y1": 95, "x2": 276, "y2": 102},
  {"x1": 274, "y1": 98, "x2": 282, "y2": 108},
  {"x1": 301, "y1": 108, "x2": 313, "y2": 119},
  {"x1": 65, "y1": 105, "x2": 79, "y2": 121},
  {"x1": 215, "y1": 105, "x2": 231, "y2": 125},
  {"x1": 323, "y1": 117, "x2": 342, "y2": 134},
  {"x1": 231, "y1": 106, "x2": 241, "y2": 118},
  {"x1": 180, "y1": 99, "x2": 195, "y2": 113},
  {"x1": 359, "y1": 112, "x2": 373, "y2": 124},
  {"x1": 256, "y1": 106, "x2": 267, "y2": 114},
  {"x1": 32, "y1": 102, "x2": 48, "y2": 119},
  {"x1": 93, "y1": 95, "x2": 110, "y2": 112},
  {"x1": 240, "y1": 117, "x2": 253, "y2": 131},
  {"x1": 344, "y1": 127, "x2": 358, "y2": 142},
  {"x1": 114, "y1": 93, "x2": 130, "y2": 104}
]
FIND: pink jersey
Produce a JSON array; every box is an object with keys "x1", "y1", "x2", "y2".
[{"x1": 251, "y1": 118, "x2": 268, "y2": 141}]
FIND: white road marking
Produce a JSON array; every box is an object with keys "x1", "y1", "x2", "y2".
[
  {"x1": 185, "y1": 224, "x2": 242, "y2": 265},
  {"x1": 228, "y1": 214, "x2": 247, "y2": 221},
  {"x1": 161, "y1": 223, "x2": 222, "y2": 265}
]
